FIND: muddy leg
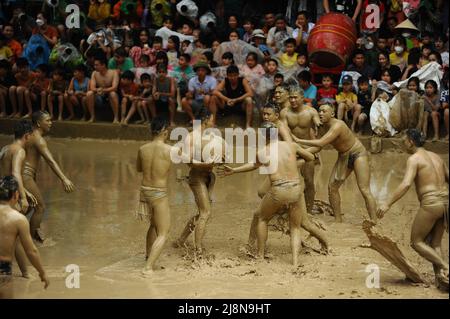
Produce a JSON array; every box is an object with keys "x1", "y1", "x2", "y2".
[
  {"x1": 145, "y1": 224, "x2": 156, "y2": 259},
  {"x1": 256, "y1": 193, "x2": 282, "y2": 260},
  {"x1": 142, "y1": 197, "x2": 170, "y2": 276},
  {"x1": 353, "y1": 156, "x2": 378, "y2": 222},
  {"x1": 23, "y1": 176, "x2": 46, "y2": 241},
  {"x1": 192, "y1": 182, "x2": 212, "y2": 254},
  {"x1": 15, "y1": 241, "x2": 28, "y2": 277},
  {"x1": 328, "y1": 161, "x2": 352, "y2": 222},
  {"x1": 288, "y1": 201, "x2": 303, "y2": 267},
  {"x1": 301, "y1": 161, "x2": 315, "y2": 215}
]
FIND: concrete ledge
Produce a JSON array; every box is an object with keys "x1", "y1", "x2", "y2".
[{"x1": 0, "y1": 118, "x2": 448, "y2": 154}]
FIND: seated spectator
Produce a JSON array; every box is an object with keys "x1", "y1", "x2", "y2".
[
  {"x1": 119, "y1": 70, "x2": 139, "y2": 126},
  {"x1": 336, "y1": 74, "x2": 358, "y2": 127},
  {"x1": 279, "y1": 38, "x2": 298, "y2": 70},
  {"x1": 346, "y1": 49, "x2": 375, "y2": 79},
  {"x1": 0, "y1": 34, "x2": 13, "y2": 62},
  {"x1": 267, "y1": 15, "x2": 293, "y2": 53},
  {"x1": 251, "y1": 29, "x2": 273, "y2": 60},
  {"x1": 152, "y1": 63, "x2": 176, "y2": 127},
  {"x1": 317, "y1": 74, "x2": 337, "y2": 106},
  {"x1": 274, "y1": 73, "x2": 284, "y2": 87},
  {"x1": 297, "y1": 70, "x2": 317, "y2": 107},
  {"x1": 440, "y1": 72, "x2": 449, "y2": 140},
  {"x1": 355, "y1": 76, "x2": 372, "y2": 133},
  {"x1": 296, "y1": 51, "x2": 309, "y2": 73},
  {"x1": 66, "y1": 64, "x2": 91, "y2": 121},
  {"x1": 129, "y1": 29, "x2": 154, "y2": 67},
  {"x1": 372, "y1": 51, "x2": 402, "y2": 83},
  {"x1": 10, "y1": 58, "x2": 35, "y2": 118},
  {"x1": 136, "y1": 73, "x2": 154, "y2": 124},
  {"x1": 423, "y1": 80, "x2": 440, "y2": 141},
  {"x1": 32, "y1": 12, "x2": 58, "y2": 47},
  {"x1": 87, "y1": 56, "x2": 120, "y2": 123},
  {"x1": 210, "y1": 65, "x2": 254, "y2": 129},
  {"x1": 172, "y1": 53, "x2": 195, "y2": 98},
  {"x1": 88, "y1": 0, "x2": 112, "y2": 27},
  {"x1": 30, "y1": 64, "x2": 50, "y2": 114},
  {"x1": 2, "y1": 23, "x2": 23, "y2": 62},
  {"x1": 108, "y1": 47, "x2": 135, "y2": 74},
  {"x1": 167, "y1": 35, "x2": 181, "y2": 69},
  {"x1": 47, "y1": 68, "x2": 67, "y2": 121},
  {"x1": 221, "y1": 52, "x2": 235, "y2": 67},
  {"x1": 264, "y1": 58, "x2": 279, "y2": 81},
  {"x1": 241, "y1": 52, "x2": 265, "y2": 80},
  {"x1": 292, "y1": 11, "x2": 315, "y2": 47},
  {"x1": 242, "y1": 18, "x2": 256, "y2": 43},
  {"x1": 435, "y1": 34, "x2": 449, "y2": 67},
  {"x1": 132, "y1": 54, "x2": 154, "y2": 84},
  {"x1": 390, "y1": 36, "x2": 409, "y2": 73},
  {"x1": 363, "y1": 34, "x2": 378, "y2": 69},
  {"x1": 181, "y1": 61, "x2": 217, "y2": 124},
  {"x1": 0, "y1": 60, "x2": 16, "y2": 117}
]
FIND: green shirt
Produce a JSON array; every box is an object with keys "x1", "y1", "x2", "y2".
[{"x1": 108, "y1": 57, "x2": 134, "y2": 72}]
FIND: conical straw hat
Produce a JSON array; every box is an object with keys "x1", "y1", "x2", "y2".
[{"x1": 395, "y1": 19, "x2": 419, "y2": 31}]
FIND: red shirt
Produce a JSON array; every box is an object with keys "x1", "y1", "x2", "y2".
[
  {"x1": 32, "y1": 26, "x2": 58, "y2": 46},
  {"x1": 121, "y1": 82, "x2": 138, "y2": 96},
  {"x1": 7, "y1": 39, "x2": 22, "y2": 61},
  {"x1": 317, "y1": 87, "x2": 338, "y2": 101}
]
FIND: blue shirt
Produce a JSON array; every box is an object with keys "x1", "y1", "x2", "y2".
[
  {"x1": 188, "y1": 75, "x2": 217, "y2": 100},
  {"x1": 303, "y1": 84, "x2": 318, "y2": 105}
]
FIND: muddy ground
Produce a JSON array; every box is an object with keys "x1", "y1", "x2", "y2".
[{"x1": 0, "y1": 135, "x2": 448, "y2": 299}]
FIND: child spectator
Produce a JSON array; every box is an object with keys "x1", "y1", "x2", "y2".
[
  {"x1": 152, "y1": 63, "x2": 176, "y2": 126},
  {"x1": 181, "y1": 40, "x2": 192, "y2": 54},
  {"x1": 336, "y1": 74, "x2": 358, "y2": 128},
  {"x1": 30, "y1": 64, "x2": 50, "y2": 113},
  {"x1": 0, "y1": 34, "x2": 13, "y2": 62},
  {"x1": 11, "y1": 57, "x2": 35, "y2": 118},
  {"x1": 296, "y1": 51, "x2": 309, "y2": 72},
  {"x1": 228, "y1": 31, "x2": 240, "y2": 42},
  {"x1": 440, "y1": 72, "x2": 449, "y2": 140},
  {"x1": 137, "y1": 73, "x2": 154, "y2": 124},
  {"x1": 47, "y1": 68, "x2": 67, "y2": 121},
  {"x1": 279, "y1": 38, "x2": 298, "y2": 69},
  {"x1": 407, "y1": 76, "x2": 421, "y2": 93},
  {"x1": 274, "y1": 73, "x2": 284, "y2": 87},
  {"x1": 317, "y1": 74, "x2": 337, "y2": 106},
  {"x1": 119, "y1": 70, "x2": 139, "y2": 125},
  {"x1": 355, "y1": 76, "x2": 372, "y2": 133},
  {"x1": 167, "y1": 35, "x2": 180, "y2": 69},
  {"x1": 423, "y1": 80, "x2": 441, "y2": 141},
  {"x1": 265, "y1": 59, "x2": 279, "y2": 81},
  {"x1": 172, "y1": 53, "x2": 195, "y2": 98},
  {"x1": 241, "y1": 52, "x2": 265, "y2": 78},
  {"x1": 108, "y1": 47, "x2": 135, "y2": 74},
  {"x1": 132, "y1": 54, "x2": 154, "y2": 85},
  {"x1": 221, "y1": 52, "x2": 235, "y2": 67},
  {"x1": 390, "y1": 36, "x2": 409, "y2": 72},
  {"x1": 66, "y1": 64, "x2": 90, "y2": 121},
  {"x1": 297, "y1": 70, "x2": 317, "y2": 107}
]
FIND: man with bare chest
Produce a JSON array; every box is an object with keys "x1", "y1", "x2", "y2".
[
  {"x1": 86, "y1": 56, "x2": 120, "y2": 123},
  {"x1": 280, "y1": 87, "x2": 321, "y2": 215},
  {"x1": 23, "y1": 111, "x2": 74, "y2": 242}
]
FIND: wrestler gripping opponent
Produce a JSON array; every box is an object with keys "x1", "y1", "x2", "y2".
[
  {"x1": 298, "y1": 104, "x2": 377, "y2": 223},
  {"x1": 377, "y1": 129, "x2": 449, "y2": 289},
  {"x1": 136, "y1": 117, "x2": 173, "y2": 277},
  {"x1": 174, "y1": 110, "x2": 228, "y2": 256},
  {"x1": 0, "y1": 176, "x2": 49, "y2": 298},
  {"x1": 219, "y1": 122, "x2": 315, "y2": 266},
  {"x1": 23, "y1": 111, "x2": 75, "y2": 242}
]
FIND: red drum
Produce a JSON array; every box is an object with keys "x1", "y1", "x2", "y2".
[{"x1": 307, "y1": 13, "x2": 357, "y2": 69}]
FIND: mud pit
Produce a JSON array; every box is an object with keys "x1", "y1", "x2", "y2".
[{"x1": 0, "y1": 136, "x2": 448, "y2": 299}]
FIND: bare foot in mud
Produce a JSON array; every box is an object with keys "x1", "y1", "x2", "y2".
[
  {"x1": 435, "y1": 269, "x2": 449, "y2": 291},
  {"x1": 172, "y1": 239, "x2": 185, "y2": 248},
  {"x1": 141, "y1": 268, "x2": 154, "y2": 278}
]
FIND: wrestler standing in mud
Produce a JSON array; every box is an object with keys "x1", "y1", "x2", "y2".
[
  {"x1": 0, "y1": 120, "x2": 37, "y2": 277},
  {"x1": 298, "y1": 104, "x2": 377, "y2": 222},
  {"x1": 0, "y1": 176, "x2": 49, "y2": 298},
  {"x1": 174, "y1": 110, "x2": 227, "y2": 256},
  {"x1": 253, "y1": 104, "x2": 329, "y2": 252},
  {"x1": 23, "y1": 111, "x2": 75, "y2": 242},
  {"x1": 136, "y1": 118, "x2": 173, "y2": 277},
  {"x1": 219, "y1": 122, "x2": 315, "y2": 266},
  {"x1": 377, "y1": 129, "x2": 449, "y2": 288},
  {"x1": 280, "y1": 87, "x2": 321, "y2": 214}
]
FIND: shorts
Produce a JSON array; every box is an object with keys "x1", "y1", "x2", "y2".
[
  {"x1": 191, "y1": 99, "x2": 206, "y2": 117},
  {"x1": 95, "y1": 94, "x2": 109, "y2": 107},
  {"x1": 267, "y1": 180, "x2": 301, "y2": 207},
  {"x1": 155, "y1": 100, "x2": 169, "y2": 114}
]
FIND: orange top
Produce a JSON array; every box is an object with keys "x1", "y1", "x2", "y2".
[{"x1": 15, "y1": 72, "x2": 35, "y2": 87}]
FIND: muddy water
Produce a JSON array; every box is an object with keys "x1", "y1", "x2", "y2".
[{"x1": 0, "y1": 136, "x2": 448, "y2": 299}]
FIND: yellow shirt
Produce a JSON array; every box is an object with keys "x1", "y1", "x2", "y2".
[
  {"x1": 0, "y1": 46, "x2": 13, "y2": 61},
  {"x1": 336, "y1": 91, "x2": 357, "y2": 104},
  {"x1": 280, "y1": 52, "x2": 298, "y2": 69},
  {"x1": 389, "y1": 52, "x2": 409, "y2": 72}
]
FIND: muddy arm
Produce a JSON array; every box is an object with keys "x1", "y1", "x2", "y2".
[
  {"x1": 385, "y1": 157, "x2": 417, "y2": 209},
  {"x1": 36, "y1": 137, "x2": 70, "y2": 183}
]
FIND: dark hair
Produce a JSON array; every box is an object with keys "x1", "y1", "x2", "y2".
[
  {"x1": 153, "y1": 36, "x2": 163, "y2": 44},
  {"x1": 180, "y1": 53, "x2": 191, "y2": 63},
  {"x1": 156, "y1": 63, "x2": 167, "y2": 73},
  {"x1": 297, "y1": 11, "x2": 308, "y2": 19},
  {"x1": 52, "y1": 68, "x2": 65, "y2": 77},
  {"x1": 0, "y1": 176, "x2": 19, "y2": 201},
  {"x1": 0, "y1": 59, "x2": 10, "y2": 70},
  {"x1": 378, "y1": 50, "x2": 390, "y2": 61},
  {"x1": 150, "y1": 117, "x2": 168, "y2": 135},
  {"x1": 14, "y1": 120, "x2": 33, "y2": 139},
  {"x1": 274, "y1": 73, "x2": 284, "y2": 80},
  {"x1": 114, "y1": 47, "x2": 127, "y2": 57},
  {"x1": 168, "y1": 35, "x2": 180, "y2": 57},
  {"x1": 155, "y1": 51, "x2": 169, "y2": 66},
  {"x1": 435, "y1": 34, "x2": 448, "y2": 44},
  {"x1": 425, "y1": 79, "x2": 438, "y2": 94},
  {"x1": 406, "y1": 128, "x2": 426, "y2": 147},
  {"x1": 16, "y1": 57, "x2": 29, "y2": 68},
  {"x1": 226, "y1": 65, "x2": 239, "y2": 75},
  {"x1": 407, "y1": 77, "x2": 420, "y2": 90},
  {"x1": 140, "y1": 73, "x2": 152, "y2": 82},
  {"x1": 94, "y1": 56, "x2": 107, "y2": 66},
  {"x1": 274, "y1": 14, "x2": 285, "y2": 23},
  {"x1": 35, "y1": 64, "x2": 48, "y2": 75},
  {"x1": 263, "y1": 102, "x2": 281, "y2": 114},
  {"x1": 357, "y1": 76, "x2": 369, "y2": 85},
  {"x1": 246, "y1": 52, "x2": 258, "y2": 61},
  {"x1": 394, "y1": 36, "x2": 407, "y2": 48},
  {"x1": 268, "y1": 58, "x2": 278, "y2": 66},
  {"x1": 121, "y1": 70, "x2": 135, "y2": 80},
  {"x1": 297, "y1": 70, "x2": 311, "y2": 82},
  {"x1": 352, "y1": 48, "x2": 365, "y2": 59},
  {"x1": 32, "y1": 111, "x2": 50, "y2": 125},
  {"x1": 322, "y1": 73, "x2": 333, "y2": 81},
  {"x1": 74, "y1": 64, "x2": 87, "y2": 74},
  {"x1": 139, "y1": 54, "x2": 150, "y2": 63},
  {"x1": 203, "y1": 51, "x2": 214, "y2": 63},
  {"x1": 222, "y1": 52, "x2": 234, "y2": 62},
  {"x1": 284, "y1": 38, "x2": 296, "y2": 47},
  {"x1": 429, "y1": 51, "x2": 443, "y2": 65}
]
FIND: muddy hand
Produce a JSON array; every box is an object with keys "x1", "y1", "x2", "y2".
[
  {"x1": 26, "y1": 190, "x2": 38, "y2": 207},
  {"x1": 216, "y1": 165, "x2": 233, "y2": 177},
  {"x1": 40, "y1": 273, "x2": 50, "y2": 289},
  {"x1": 63, "y1": 179, "x2": 75, "y2": 193},
  {"x1": 377, "y1": 203, "x2": 390, "y2": 219}
]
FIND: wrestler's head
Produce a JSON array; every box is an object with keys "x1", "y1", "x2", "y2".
[
  {"x1": 0, "y1": 176, "x2": 19, "y2": 205},
  {"x1": 318, "y1": 104, "x2": 335, "y2": 124},
  {"x1": 150, "y1": 116, "x2": 169, "y2": 139},
  {"x1": 260, "y1": 121, "x2": 278, "y2": 144},
  {"x1": 262, "y1": 103, "x2": 280, "y2": 123},
  {"x1": 404, "y1": 128, "x2": 426, "y2": 153},
  {"x1": 14, "y1": 120, "x2": 33, "y2": 144},
  {"x1": 288, "y1": 86, "x2": 304, "y2": 109},
  {"x1": 274, "y1": 84, "x2": 289, "y2": 105},
  {"x1": 32, "y1": 111, "x2": 52, "y2": 133}
]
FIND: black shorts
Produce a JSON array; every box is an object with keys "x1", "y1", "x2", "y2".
[{"x1": 220, "y1": 103, "x2": 246, "y2": 116}]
